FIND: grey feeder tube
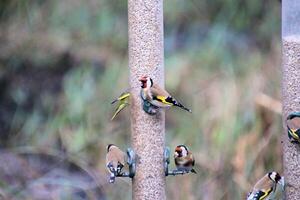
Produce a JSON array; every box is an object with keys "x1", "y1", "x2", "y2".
[
  {"x1": 128, "y1": 0, "x2": 166, "y2": 199},
  {"x1": 282, "y1": 0, "x2": 300, "y2": 199}
]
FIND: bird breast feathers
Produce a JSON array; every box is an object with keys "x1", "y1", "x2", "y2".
[
  {"x1": 175, "y1": 154, "x2": 194, "y2": 166},
  {"x1": 175, "y1": 157, "x2": 187, "y2": 165}
]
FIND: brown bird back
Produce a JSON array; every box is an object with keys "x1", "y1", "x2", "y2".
[
  {"x1": 252, "y1": 174, "x2": 275, "y2": 195},
  {"x1": 151, "y1": 83, "x2": 170, "y2": 97},
  {"x1": 106, "y1": 146, "x2": 125, "y2": 169}
]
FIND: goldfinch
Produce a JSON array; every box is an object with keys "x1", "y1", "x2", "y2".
[
  {"x1": 111, "y1": 92, "x2": 131, "y2": 120},
  {"x1": 138, "y1": 76, "x2": 192, "y2": 113},
  {"x1": 174, "y1": 145, "x2": 196, "y2": 174},
  {"x1": 106, "y1": 144, "x2": 126, "y2": 183},
  {"x1": 287, "y1": 112, "x2": 300, "y2": 143},
  {"x1": 247, "y1": 171, "x2": 284, "y2": 200}
]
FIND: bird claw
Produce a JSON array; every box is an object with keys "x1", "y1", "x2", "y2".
[
  {"x1": 109, "y1": 179, "x2": 115, "y2": 183},
  {"x1": 116, "y1": 172, "x2": 130, "y2": 177},
  {"x1": 109, "y1": 175, "x2": 116, "y2": 183}
]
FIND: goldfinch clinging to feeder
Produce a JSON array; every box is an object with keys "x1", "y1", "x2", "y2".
[
  {"x1": 106, "y1": 144, "x2": 126, "y2": 183},
  {"x1": 247, "y1": 171, "x2": 284, "y2": 200},
  {"x1": 174, "y1": 145, "x2": 196, "y2": 174},
  {"x1": 111, "y1": 92, "x2": 131, "y2": 120},
  {"x1": 138, "y1": 76, "x2": 192, "y2": 113},
  {"x1": 287, "y1": 112, "x2": 300, "y2": 143}
]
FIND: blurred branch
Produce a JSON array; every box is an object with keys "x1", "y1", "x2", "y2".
[
  {"x1": 255, "y1": 93, "x2": 282, "y2": 114},
  {"x1": 11, "y1": 146, "x2": 105, "y2": 189}
]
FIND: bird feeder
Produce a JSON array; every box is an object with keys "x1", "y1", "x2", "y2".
[{"x1": 282, "y1": 0, "x2": 300, "y2": 199}]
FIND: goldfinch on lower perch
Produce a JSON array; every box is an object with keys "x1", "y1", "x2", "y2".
[
  {"x1": 106, "y1": 144, "x2": 126, "y2": 183},
  {"x1": 174, "y1": 145, "x2": 196, "y2": 174}
]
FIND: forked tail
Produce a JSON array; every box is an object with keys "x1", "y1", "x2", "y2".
[{"x1": 174, "y1": 100, "x2": 192, "y2": 113}]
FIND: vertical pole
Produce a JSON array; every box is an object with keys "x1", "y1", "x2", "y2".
[
  {"x1": 282, "y1": 0, "x2": 300, "y2": 199},
  {"x1": 128, "y1": 0, "x2": 165, "y2": 200}
]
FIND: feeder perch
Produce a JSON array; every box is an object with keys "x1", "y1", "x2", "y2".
[{"x1": 164, "y1": 147, "x2": 170, "y2": 176}]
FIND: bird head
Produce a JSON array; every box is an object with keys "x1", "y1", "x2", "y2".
[
  {"x1": 138, "y1": 76, "x2": 153, "y2": 88},
  {"x1": 174, "y1": 145, "x2": 188, "y2": 157},
  {"x1": 268, "y1": 171, "x2": 282, "y2": 183},
  {"x1": 106, "y1": 144, "x2": 115, "y2": 152}
]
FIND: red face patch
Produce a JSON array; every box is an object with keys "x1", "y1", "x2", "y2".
[
  {"x1": 175, "y1": 147, "x2": 182, "y2": 153},
  {"x1": 139, "y1": 76, "x2": 148, "y2": 88}
]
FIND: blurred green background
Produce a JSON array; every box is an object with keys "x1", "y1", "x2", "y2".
[{"x1": 0, "y1": 0, "x2": 282, "y2": 199}]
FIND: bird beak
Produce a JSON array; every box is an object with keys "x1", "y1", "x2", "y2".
[{"x1": 174, "y1": 152, "x2": 178, "y2": 157}]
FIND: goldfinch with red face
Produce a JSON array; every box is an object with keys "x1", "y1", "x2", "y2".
[
  {"x1": 138, "y1": 76, "x2": 192, "y2": 113},
  {"x1": 247, "y1": 171, "x2": 284, "y2": 200},
  {"x1": 174, "y1": 145, "x2": 196, "y2": 174},
  {"x1": 106, "y1": 144, "x2": 126, "y2": 183}
]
